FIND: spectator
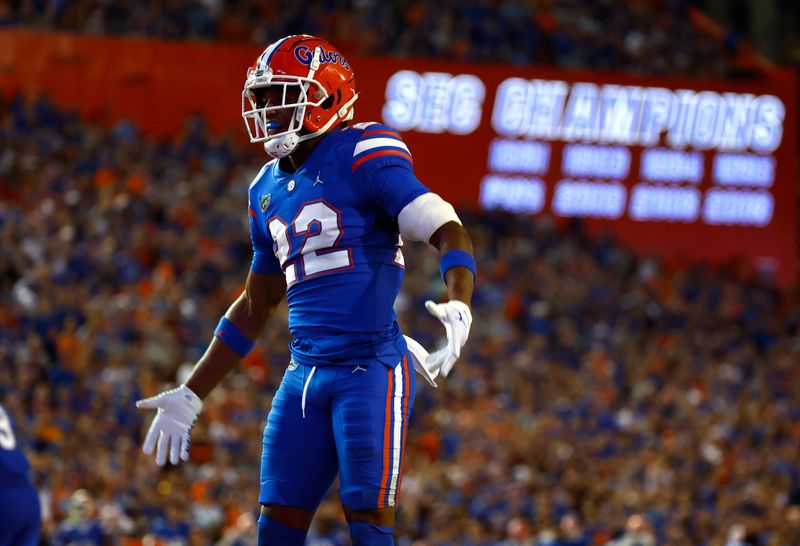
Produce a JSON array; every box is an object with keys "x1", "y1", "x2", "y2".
[
  {"x1": 0, "y1": 0, "x2": 756, "y2": 77},
  {"x1": 607, "y1": 514, "x2": 656, "y2": 546},
  {"x1": 53, "y1": 489, "x2": 110, "y2": 546}
]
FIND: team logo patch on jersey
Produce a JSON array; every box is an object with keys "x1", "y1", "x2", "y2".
[
  {"x1": 260, "y1": 193, "x2": 271, "y2": 212},
  {"x1": 288, "y1": 359, "x2": 299, "y2": 371},
  {"x1": 288, "y1": 179, "x2": 296, "y2": 192}
]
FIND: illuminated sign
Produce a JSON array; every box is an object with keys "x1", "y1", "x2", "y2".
[
  {"x1": 640, "y1": 149, "x2": 704, "y2": 184},
  {"x1": 479, "y1": 175, "x2": 545, "y2": 214},
  {"x1": 377, "y1": 67, "x2": 796, "y2": 284},
  {"x1": 552, "y1": 180, "x2": 627, "y2": 219},
  {"x1": 489, "y1": 80, "x2": 785, "y2": 151},
  {"x1": 562, "y1": 144, "x2": 631, "y2": 179},
  {"x1": 712, "y1": 153, "x2": 775, "y2": 187},
  {"x1": 385, "y1": 74, "x2": 786, "y2": 229},
  {"x1": 382, "y1": 70, "x2": 485, "y2": 134},
  {"x1": 703, "y1": 188, "x2": 774, "y2": 226},
  {"x1": 487, "y1": 139, "x2": 550, "y2": 174},
  {"x1": 629, "y1": 185, "x2": 701, "y2": 222},
  {"x1": 475, "y1": 79, "x2": 786, "y2": 228}
]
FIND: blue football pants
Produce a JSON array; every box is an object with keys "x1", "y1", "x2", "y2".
[{"x1": 259, "y1": 353, "x2": 415, "y2": 512}]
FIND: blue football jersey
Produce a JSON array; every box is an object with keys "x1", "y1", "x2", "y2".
[
  {"x1": 0, "y1": 404, "x2": 33, "y2": 488},
  {"x1": 248, "y1": 123, "x2": 429, "y2": 367}
]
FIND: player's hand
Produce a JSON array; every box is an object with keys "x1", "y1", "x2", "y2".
[
  {"x1": 424, "y1": 299, "x2": 472, "y2": 377},
  {"x1": 136, "y1": 385, "x2": 203, "y2": 466}
]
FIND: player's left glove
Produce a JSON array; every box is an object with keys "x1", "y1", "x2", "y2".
[
  {"x1": 404, "y1": 335, "x2": 439, "y2": 388},
  {"x1": 136, "y1": 385, "x2": 203, "y2": 466},
  {"x1": 424, "y1": 299, "x2": 472, "y2": 377}
]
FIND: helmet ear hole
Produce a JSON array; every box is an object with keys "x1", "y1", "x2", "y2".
[
  {"x1": 320, "y1": 94, "x2": 335, "y2": 110},
  {"x1": 320, "y1": 89, "x2": 343, "y2": 111}
]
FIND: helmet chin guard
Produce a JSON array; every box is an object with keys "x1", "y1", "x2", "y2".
[
  {"x1": 242, "y1": 35, "x2": 359, "y2": 157},
  {"x1": 263, "y1": 133, "x2": 300, "y2": 159}
]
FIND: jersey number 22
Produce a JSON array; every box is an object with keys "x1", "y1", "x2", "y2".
[{"x1": 268, "y1": 200, "x2": 353, "y2": 284}]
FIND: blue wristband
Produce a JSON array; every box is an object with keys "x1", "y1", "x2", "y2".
[
  {"x1": 214, "y1": 317, "x2": 255, "y2": 357},
  {"x1": 439, "y1": 250, "x2": 477, "y2": 283}
]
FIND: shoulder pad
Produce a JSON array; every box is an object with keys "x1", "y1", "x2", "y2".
[
  {"x1": 248, "y1": 160, "x2": 275, "y2": 190},
  {"x1": 351, "y1": 123, "x2": 413, "y2": 173}
]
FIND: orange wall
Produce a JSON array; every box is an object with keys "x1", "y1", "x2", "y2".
[{"x1": 0, "y1": 29, "x2": 261, "y2": 139}]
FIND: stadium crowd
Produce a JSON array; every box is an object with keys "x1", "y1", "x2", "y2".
[
  {"x1": 0, "y1": 0, "x2": 750, "y2": 77},
  {"x1": 2, "y1": 92, "x2": 800, "y2": 546}
]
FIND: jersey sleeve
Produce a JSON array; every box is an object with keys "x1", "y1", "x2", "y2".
[
  {"x1": 352, "y1": 124, "x2": 430, "y2": 218},
  {"x1": 248, "y1": 203, "x2": 283, "y2": 276}
]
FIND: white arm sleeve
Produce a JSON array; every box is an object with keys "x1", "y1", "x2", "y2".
[{"x1": 397, "y1": 192, "x2": 461, "y2": 243}]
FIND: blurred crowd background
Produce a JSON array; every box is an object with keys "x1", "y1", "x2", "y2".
[
  {"x1": 2, "y1": 0, "x2": 799, "y2": 75},
  {"x1": 3, "y1": 93, "x2": 800, "y2": 545},
  {"x1": 2, "y1": 1, "x2": 800, "y2": 546}
]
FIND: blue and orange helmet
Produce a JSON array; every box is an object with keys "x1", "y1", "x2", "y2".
[{"x1": 242, "y1": 35, "x2": 359, "y2": 158}]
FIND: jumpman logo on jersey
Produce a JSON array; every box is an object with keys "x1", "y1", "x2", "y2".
[
  {"x1": 314, "y1": 172, "x2": 325, "y2": 187},
  {"x1": 352, "y1": 365, "x2": 367, "y2": 373}
]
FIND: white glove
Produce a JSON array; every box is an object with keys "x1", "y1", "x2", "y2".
[
  {"x1": 136, "y1": 385, "x2": 203, "y2": 466},
  {"x1": 404, "y1": 335, "x2": 438, "y2": 388},
  {"x1": 424, "y1": 299, "x2": 472, "y2": 377}
]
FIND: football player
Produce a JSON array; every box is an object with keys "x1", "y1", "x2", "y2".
[
  {"x1": 0, "y1": 403, "x2": 41, "y2": 546},
  {"x1": 137, "y1": 34, "x2": 475, "y2": 546}
]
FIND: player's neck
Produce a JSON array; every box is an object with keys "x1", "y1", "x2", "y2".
[{"x1": 284, "y1": 135, "x2": 324, "y2": 172}]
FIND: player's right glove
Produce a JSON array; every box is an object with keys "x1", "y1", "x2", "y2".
[
  {"x1": 425, "y1": 300, "x2": 472, "y2": 377},
  {"x1": 136, "y1": 385, "x2": 203, "y2": 466},
  {"x1": 424, "y1": 299, "x2": 472, "y2": 377}
]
